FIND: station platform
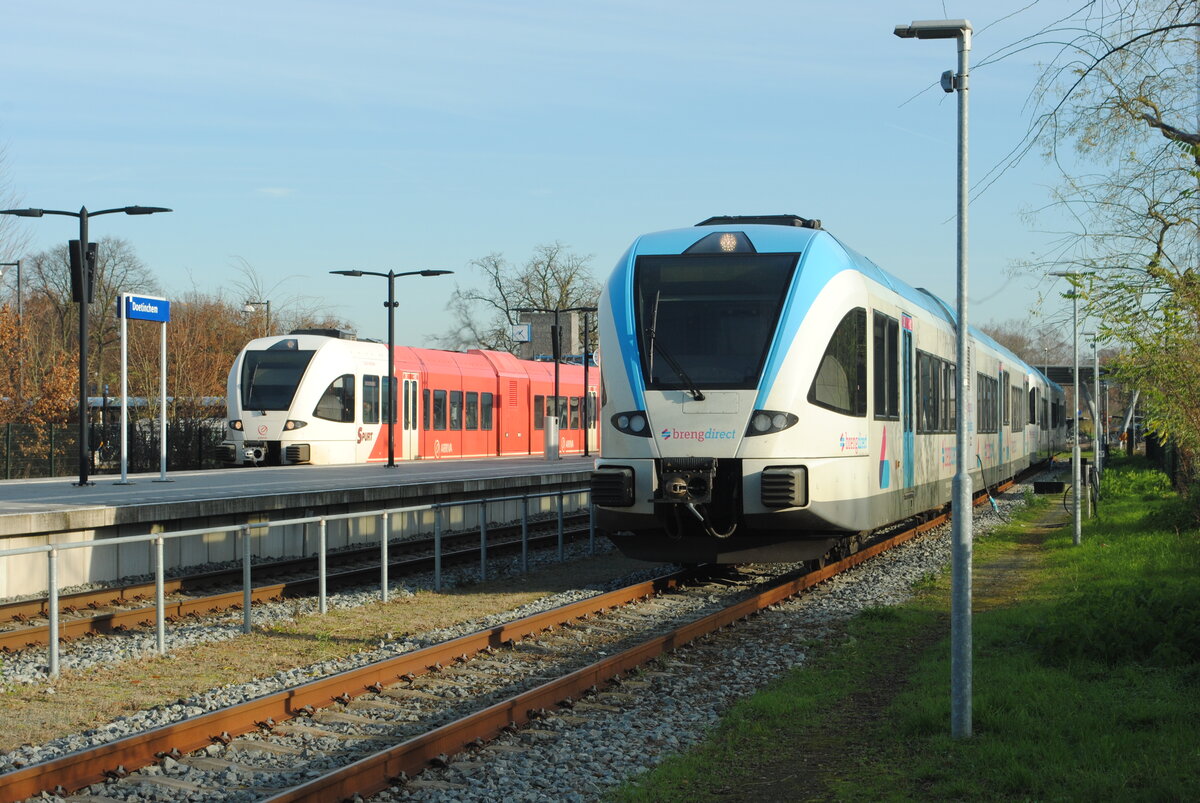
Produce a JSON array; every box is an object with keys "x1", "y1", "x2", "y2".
[{"x1": 0, "y1": 457, "x2": 595, "y2": 597}]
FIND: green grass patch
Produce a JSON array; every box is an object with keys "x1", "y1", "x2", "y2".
[{"x1": 610, "y1": 455, "x2": 1200, "y2": 801}]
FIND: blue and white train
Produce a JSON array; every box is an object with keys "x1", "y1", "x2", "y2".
[{"x1": 590, "y1": 215, "x2": 1066, "y2": 564}]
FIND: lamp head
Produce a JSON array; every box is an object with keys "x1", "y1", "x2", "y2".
[
  {"x1": 331, "y1": 270, "x2": 364, "y2": 277},
  {"x1": 894, "y1": 19, "x2": 971, "y2": 39},
  {"x1": 418, "y1": 269, "x2": 453, "y2": 277},
  {"x1": 1, "y1": 208, "x2": 45, "y2": 217},
  {"x1": 124, "y1": 206, "x2": 172, "y2": 215}
]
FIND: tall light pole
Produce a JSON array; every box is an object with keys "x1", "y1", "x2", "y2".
[
  {"x1": 243, "y1": 300, "x2": 271, "y2": 337},
  {"x1": 895, "y1": 17, "x2": 973, "y2": 740},
  {"x1": 1, "y1": 206, "x2": 171, "y2": 487},
  {"x1": 1051, "y1": 271, "x2": 1089, "y2": 545},
  {"x1": 578, "y1": 306, "x2": 597, "y2": 457},
  {"x1": 330, "y1": 268, "x2": 452, "y2": 467}
]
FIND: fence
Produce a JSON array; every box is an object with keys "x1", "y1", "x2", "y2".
[
  {"x1": 0, "y1": 484, "x2": 595, "y2": 678},
  {"x1": 1, "y1": 417, "x2": 227, "y2": 479}
]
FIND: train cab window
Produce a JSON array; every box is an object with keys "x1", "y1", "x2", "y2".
[
  {"x1": 423, "y1": 389, "x2": 430, "y2": 431},
  {"x1": 872, "y1": 312, "x2": 900, "y2": 420},
  {"x1": 534, "y1": 395, "x2": 545, "y2": 430},
  {"x1": 449, "y1": 391, "x2": 463, "y2": 430},
  {"x1": 433, "y1": 389, "x2": 447, "y2": 430},
  {"x1": 314, "y1": 374, "x2": 356, "y2": 423},
  {"x1": 808, "y1": 308, "x2": 867, "y2": 417},
  {"x1": 240, "y1": 349, "x2": 315, "y2": 410},
  {"x1": 570, "y1": 397, "x2": 581, "y2": 429},
  {"x1": 481, "y1": 392, "x2": 494, "y2": 430},
  {"x1": 363, "y1": 375, "x2": 380, "y2": 425},
  {"x1": 465, "y1": 392, "x2": 478, "y2": 430}
]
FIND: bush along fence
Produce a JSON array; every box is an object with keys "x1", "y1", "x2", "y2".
[{"x1": 1, "y1": 418, "x2": 227, "y2": 479}]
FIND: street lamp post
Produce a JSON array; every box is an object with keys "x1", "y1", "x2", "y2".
[
  {"x1": 0, "y1": 206, "x2": 171, "y2": 487},
  {"x1": 330, "y1": 268, "x2": 452, "y2": 467},
  {"x1": 894, "y1": 17, "x2": 973, "y2": 740},
  {"x1": 243, "y1": 300, "x2": 271, "y2": 337},
  {"x1": 1051, "y1": 271, "x2": 1089, "y2": 545}
]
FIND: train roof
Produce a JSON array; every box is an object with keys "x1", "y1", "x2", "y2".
[{"x1": 624, "y1": 216, "x2": 1053, "y2": 385}]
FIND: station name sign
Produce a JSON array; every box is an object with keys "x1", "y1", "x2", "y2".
[{"x1": 120, "y1": 294, "x2": 171, "y2": 323}]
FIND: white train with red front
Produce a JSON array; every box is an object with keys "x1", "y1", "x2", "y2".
[
  {"x1": 218, "y1": 329, "x2": 598, "y2": 465},
  {"x1": 590, "y1": 215, "x2": 1066, "y2": 563}
]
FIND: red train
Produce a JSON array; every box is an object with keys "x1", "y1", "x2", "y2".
[{"x1": 218, "y1": 330, "x2": 598, "y2": 465}]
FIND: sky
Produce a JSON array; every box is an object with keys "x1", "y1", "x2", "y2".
[{"x1": 1, "y1": 0, "x2": 1082, "y2": 347}]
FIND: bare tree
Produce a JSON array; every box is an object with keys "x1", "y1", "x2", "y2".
[
  {"x1": 432, "y1": 243, "x2": 600, "y2": 353},
  {"x1": 229, "y1": 256, "x2": 354, "y2": 337}
]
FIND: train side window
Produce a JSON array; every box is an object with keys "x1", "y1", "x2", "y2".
[
  {"x1": 423, "y1": 389, "x2": 430, "y2": 431},
  {"x1": 408, "y1": 381, "x2": 418, "y2": 431},
  {"x1": 363, "y1": 375, "x2": 380, "y2": 425},
  {"x1": 381, "y1": 376, "x2": 395, "y2": 426},
  {"x1": 314, "y1": 374, "x2": 356, "y2": 423},
  {"x1": 534, "y1": 394, "x2": 545, "y2": 430},
  {"x1": 433, "y1": 389, "x2": 446, "y2": 430},
  {"x1": 587, "y1": 391, "x2": 597, "y2": 429},
  {"x1": 481, "y1": 392, "x2": 494, "y2": 430},
  {"x1": 809, "y1": 308, "x2": 867, "y2": 417},
  {"x1": 557, "y1": 396, "x2": 568, "y2": 428},
  {"x1": 570, "y1": 396, "x2": 581, "y2": 429},
  {"x1": 976, "y1": 373, "x2": 998, "y2": 433},
  {"x1": 449, "y1": 390, "x2": 462, "y2": 430},
  {"x1": 465, "y1": 391, "x2": 478, "y2": 430},
  {"x1": 872, "y1": 312, "x2": 900, "y2": 420},
  {"x1": 1001, "y1": 370, "x2": 1011, "y2": 426}
]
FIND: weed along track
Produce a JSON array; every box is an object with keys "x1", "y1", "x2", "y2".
[{"x1": 0, "y1": 486, "x2": 1017, "y2": 803}]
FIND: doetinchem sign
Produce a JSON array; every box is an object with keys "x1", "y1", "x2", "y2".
[{"x1": 122, "y1": 294, "x2": 170, "y2": 323}]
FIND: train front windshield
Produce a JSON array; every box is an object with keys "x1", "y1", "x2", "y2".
[
  {"x1": 240, "y1": 350, "x2": 316, "y2": 411},
  {"x1": 634, "y1": 253, "x2": 798, "y2": 390}
]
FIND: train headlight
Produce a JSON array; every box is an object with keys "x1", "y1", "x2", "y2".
[
  {"x1": 612, "y1": 411, "x2": 652, "y2": 437},
  {"x1": 283, "y1": 420, "x2": 308, "y2": 431},
  {"x1": 230, "y1": 419, "x2": 243, "y2": 431},
  {"x1": 746, "y1": 410, "x2": 798, "y2": 436}
]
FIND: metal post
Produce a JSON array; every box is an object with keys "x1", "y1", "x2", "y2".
[
  {"x1": 48, "y1": 547, "x2": 60, "y2": 679},
  {"x1": 588, "y1": 501, "x2": 596, "y2": 555},
  {"x1": 520, "y1": 494, "x2": 529, "y2": 573},
  {"x1": 433, "y1": 506, "x2": 443, "y2": 591},
  {"x1": 582, "y1": 310, "x2": 591, "y2": 457},
  {"x1": 156, "y1": 320, "x2": 170, "y2": 481},
  {"x1": 479, "y1": 501, "x2": 488, "y2": 582},
  {"x1": 385, "y1": 274, "x2": 397, "y2": 468},
  {"x1": 242, "y1": 526, "x2": 253, "y2": 634},
  {"x1": 1071, "y1": 292, "x2": 1082, "y2": 540},
  {"x1": 318, "y1": 518, "x2": 328, "y2": 615},
  {"x1": 379, "y1": 512, "x2": 389, "y2": 603},
  {"x1": 557, "y1": 490, "x2": 565, "y2": 560},
  {"x1": 76, "y1": 209, "x2": 92, "y2": 486},
  {"x1": 155, "y1": 536, "x2": 166, "y2": 655},
  {"x1": 117, "y1": 296, "x2": 132, "y2": 484},
  {"x1": 1093, "y1": 337, "x2": 1101, "y2": 478}
]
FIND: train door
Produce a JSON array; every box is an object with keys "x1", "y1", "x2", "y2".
[
  {"x1": 901, "y1": 313, "x2": 915, "y2": 491},
  {"x1": 401, "y1": 373, "x2": 420, "y2": 459}
]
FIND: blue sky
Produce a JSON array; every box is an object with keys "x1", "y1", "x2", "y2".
[{"x1": 2, "y1": 1, "x2": 1077, "y2": 346}]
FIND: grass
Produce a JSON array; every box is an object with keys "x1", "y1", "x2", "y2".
[{"x1": 610, "y1": 455, "x2": 1200, "y2": 801}]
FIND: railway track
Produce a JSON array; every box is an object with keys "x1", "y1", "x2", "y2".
[
  {"x1": 0, "y1": 514, "x2": 591, "y2": 654},
  {"x1": 0, "y1": 485, "x2": 1001, "y2": 803}
]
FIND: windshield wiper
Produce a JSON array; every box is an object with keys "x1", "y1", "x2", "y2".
[{"x1": 644, "y1": 290, "x2": 705, "y2": 401}]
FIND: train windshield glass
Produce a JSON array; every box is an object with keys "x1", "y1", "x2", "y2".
[
  {"x1": 634, "y1": 253, "x2": 798, "y2": 390},
  {"x1": 240, "y1": 350, "x2": 316, "y2": 410}
]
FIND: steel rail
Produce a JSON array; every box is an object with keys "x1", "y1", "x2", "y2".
[
  {"x1": 0, "y1": 474, "x2": 1022, "y2": 802},
  {"x1": 0, "y1": 570, "x2": 691, "y2": 802}
]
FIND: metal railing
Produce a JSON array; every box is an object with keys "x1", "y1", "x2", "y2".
[{"x1": 0, "y1": 484, "x2": 595, "y2": 678}]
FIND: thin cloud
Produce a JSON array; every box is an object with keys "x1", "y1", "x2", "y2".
[{"x1": 257, "y1": 187, "x2": 295, "y2": 197}]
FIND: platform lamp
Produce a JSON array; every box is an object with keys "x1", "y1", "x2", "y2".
[
  {"x1": 894, "y1": 17, "x2": 973, "y2": 740},
  {"x1": 243, "y1": 300, "x2": 271, "y2": 337},
  {"x1": 330, "y1": 268, "x2": 453, "y2": 467},
  {"x1": 0, "y1": 206, "x2": 171, "y2": 487}
]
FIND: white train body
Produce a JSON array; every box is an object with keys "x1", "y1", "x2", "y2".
[{"x1": 590, "y1": 216, "x2": 1066, "y2": 563}]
